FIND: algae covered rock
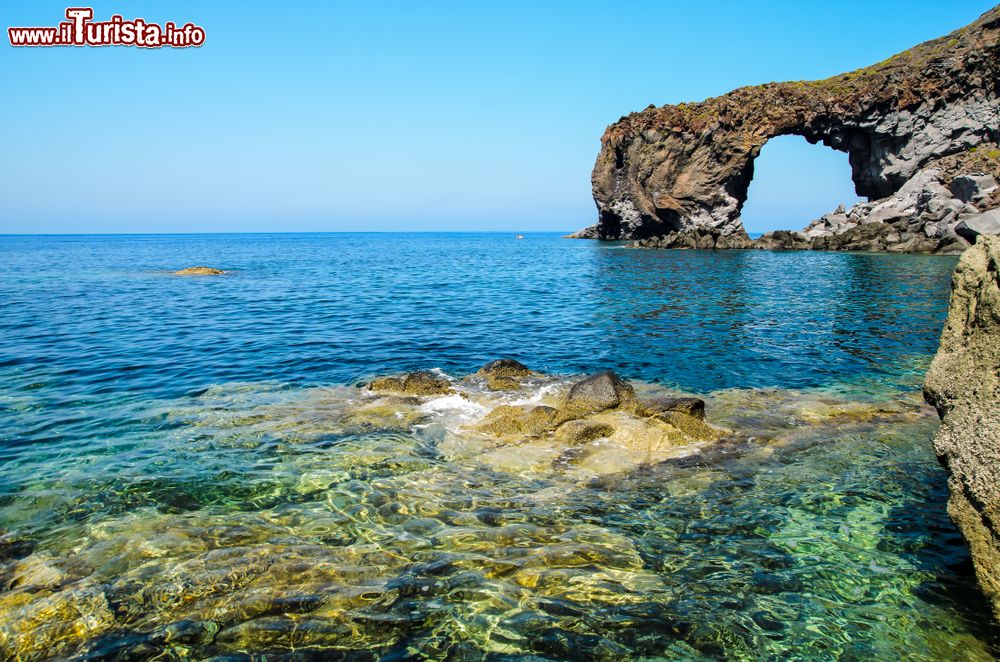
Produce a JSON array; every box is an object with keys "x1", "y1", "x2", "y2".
[
  {"x1": 367, "y1": 371, "x2": 454, "y2": 396},
  {"x1": 924, "y1": 235, "x2": 1000, "y2": 619},
  {"x1": 475, "y1": 404, "x2": 558, "y2": 438},
  {"x1": 340, "y1": 397, "x2": 427, "y2": 432},
  {"x1": 475, "y1": 358, "x2": 533, "y2": 390},
  {"x1": 565, "y1": 371, "x2": 636, "y2": 414},
  {"x1": 652, "y1": 411, "x2": 729, "y2": 442},
  {"x1": 554, "y1": 420, "x2": 616, "y2": 445},
  {"x1": 639, "y1": 397, "x2": 706, "y2": 420},
  {"x1": 173, "y1": 266, "x2": 226, "y2": 276},
  {"x1": 0, "y1": 584, "x2": 117, "y2": 661}
]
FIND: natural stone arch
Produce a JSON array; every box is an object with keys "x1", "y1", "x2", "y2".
[{"x1": 583, "y1": 6, "x2": 1000, "y2": 242}]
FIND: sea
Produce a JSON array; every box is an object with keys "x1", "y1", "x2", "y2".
[{"x1": 0, "y1": 232, "x2": 997, "y2": 660}]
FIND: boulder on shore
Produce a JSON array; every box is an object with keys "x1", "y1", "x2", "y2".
[
  {"x1": 956, "y1": 209, "x2": 1000, "y2": 244},
  {"x1": 924, "y1": 235, "x2": 1000, "y2": 619}
]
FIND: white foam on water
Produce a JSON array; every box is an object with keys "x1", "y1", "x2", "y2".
[
  {"x1": 508, "y1": 382, "x2": 565, "y2": 406},
  {"x1": 418, "y1": 393, "x2": 490, "y2": 432}
]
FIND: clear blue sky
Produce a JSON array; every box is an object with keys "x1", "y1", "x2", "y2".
[{"x1": 1, "y1": 1, "x2": 995, "y2": 233}]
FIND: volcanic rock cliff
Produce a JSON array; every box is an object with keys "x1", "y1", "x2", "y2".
[
  {"x1": 578, "y1": 6, "x2": 1000, "y2": 252},
  {"x1": 924, "y1": 235, "x2": 1000, "y2": 618}
]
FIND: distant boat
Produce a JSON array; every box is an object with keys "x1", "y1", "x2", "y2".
[{"x1": 515, "y1": 234, "x2": 525, "y2": 239}]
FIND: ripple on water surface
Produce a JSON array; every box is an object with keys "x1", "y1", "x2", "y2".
[
  {"x1": 0, "y1": 375, "x2": 997, "y2": 660},
  {"x1": 0, "y1": 234, "x2": 994, "y2": 659}
]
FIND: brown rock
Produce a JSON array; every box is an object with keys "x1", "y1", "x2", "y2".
[
  {"x1": 638, "y1": 397, "x2": 706, "y2": 420},
  {"x1": 564, "y1": 371, "x2": 636, "y2": 414},
  {"x1": 653, "y1": 411, "x2": 730, "y2": 442},
  {"x1": 367, "y1": 371, "x2": 453, "y2": 396},
  {"x1": 554, "y1": 420, "x2": 616, "y2": 445},
  {"x1": 475, "y1": 358, "x2": 533, "y2": 390},
  {"x1": 474, "y1": 405, "x2": 558, "y2": 438},
  {"x1": 173, "y1": 266, "x2": 226, "y2": 276}
]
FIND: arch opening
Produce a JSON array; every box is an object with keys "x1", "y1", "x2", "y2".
[{"x1": 738, "y1": 135, "x2": 866, "y2": 236}]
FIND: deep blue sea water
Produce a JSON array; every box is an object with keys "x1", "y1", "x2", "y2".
[
  {"x1": 0, "y1": 232, "x2": 957, "y2": 396},
  {"x1": 1, "y1": 233, "x2": 997, "y2": 660}
]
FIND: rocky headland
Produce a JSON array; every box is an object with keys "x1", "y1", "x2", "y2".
[
  {"x1": 575, "y1": 6, "x2": 1000, "y2": 253},
  {"x1": 924, "y1": 235, "x2": 1000, "y2": 618}
]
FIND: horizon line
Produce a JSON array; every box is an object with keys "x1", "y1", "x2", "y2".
[{"x1": 0, "y1": 229, "x2": 578, "y2": 237}]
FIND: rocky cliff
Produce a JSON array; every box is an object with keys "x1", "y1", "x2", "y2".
[
  {"x1": 924, "y1": 235, "x2": 1000, "y2": 618},
  {"x1": 578, "y1": 6, "x2": 1000, "y2": 252}
]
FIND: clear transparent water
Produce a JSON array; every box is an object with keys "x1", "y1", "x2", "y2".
[{"x1": 0, "y1": 233, "x2": 996, "y2": 660}]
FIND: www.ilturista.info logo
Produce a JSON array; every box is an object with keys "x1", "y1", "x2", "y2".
[{"x1": 8, "y1": 8, "x2": 205, "y2": 48}]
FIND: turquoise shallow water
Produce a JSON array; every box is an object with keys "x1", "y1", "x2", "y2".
[{"x1": 0, "y1": 233, "x2": 998, "y2": 660}]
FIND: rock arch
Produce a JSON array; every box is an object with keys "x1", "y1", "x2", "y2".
[{"x1": 581, "y1": 6, "x2": 1000, "y2": 244}]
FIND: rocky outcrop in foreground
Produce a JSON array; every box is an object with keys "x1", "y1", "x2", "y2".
[
  {"x1": 924, "y1": 235, "x2": 1000, "y2": 618},
  {"x1": 577, "y1": 6, "x2": 1000, "y2": 252},
  {"x1": 367, "y1": 365, "x2": 731, "y2": 470}
]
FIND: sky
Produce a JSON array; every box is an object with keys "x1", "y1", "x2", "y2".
[{"x1": 1, "y1": 1, "x2": 995, "y2": 234}]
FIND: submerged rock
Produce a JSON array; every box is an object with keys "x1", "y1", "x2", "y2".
[
  {"x1": 367, "y1": 371, "x2": 454, "y2": 396},
  {"x1": 924, "y1": 235, "x2": 1000, "y2": 619},
  {"x1": 173, "y1": 266, "x2": 226, "y2": 276},
  {"x1": 639, "y1": 397, "x2": 706, "y2": 420},
  {"x1": 340, "y1": 398, "x2": 427, "y2": 432},
  {"x1": 0, "y1": 533, "x2": 35, "y2": 562},
  {"x1": 0, "y1": 584, "x2": 117, "y2": 661},
  {"x1": 8, "y1": 554, "x2": 67, "y2": 590},
  {"x1": 554, "y1": 420, "x2": 616, "y2": 445}
]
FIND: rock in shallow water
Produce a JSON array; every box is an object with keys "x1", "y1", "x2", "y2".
[
  {"x1": 367, "y1": 371, "x2": 454, "y2": 396},
  {"x1": 475, "y1": 358, "x2": 534, "y2": 390},
  {"x1": 554, "y1": 420, "x2": 616, "y2": 445},
  {"x1": 173, "y1": 266, "x2": 226, "y2": 276},
  {"x1": 565, "y1": 371, "x2": 637, "y2": 414},
  {"x1": 638, "y1": 397, "x2": 706, "y2": 420},
  {"x1": 475, "y1": 404, "x2": 559, "y2": 438},
  {"x1": 0, "y1": 584, "x2": 116, "y2": 661},
  {"x1": 924, "y1": 235, "x2": 1000, "y2": 619}
]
